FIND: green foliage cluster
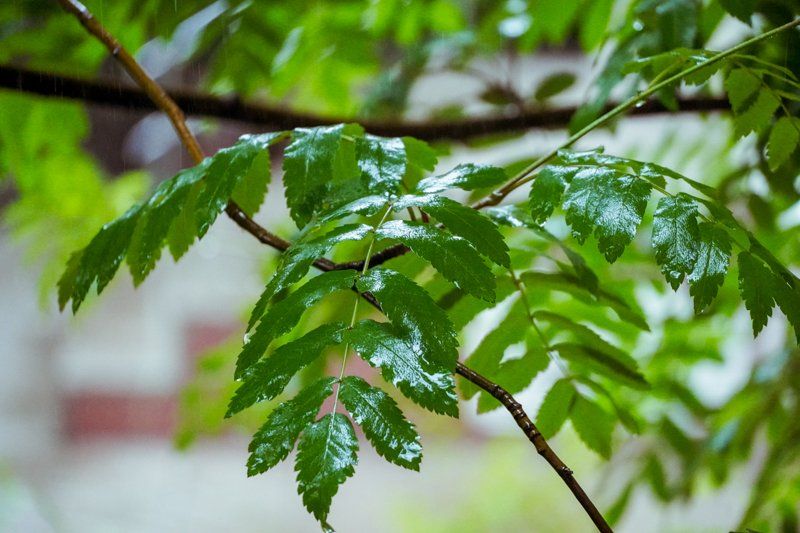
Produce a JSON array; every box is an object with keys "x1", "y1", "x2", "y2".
[
  {"x1": 55, "y1": 116, "x2": 800, "y2": 528},
  {"x1": 4, "y1": 0, "x2": 800, "y2": 530}
]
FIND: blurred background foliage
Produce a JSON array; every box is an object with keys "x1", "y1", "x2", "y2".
[{"x1": 2, "y1": 0, "x2": 800, "y2": 530}]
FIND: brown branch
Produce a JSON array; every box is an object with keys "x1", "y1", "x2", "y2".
[
  {"x1": 454, "y1": 364, "x2": 612, "y2": 532},
  {"x1": 0, "y1": 63, "x2": 730, "y2": 141},
  {"x1": 55, "y1": 2, "x2": 611, "y2": 530}
]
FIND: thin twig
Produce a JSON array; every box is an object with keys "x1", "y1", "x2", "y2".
[
  {"x1": 0, "y1": 63, "x2": 730, "y2": 141},
  {"x1": 54, "y1": 2, "x2": 612, "y2": 530},
  {"x1": 454, "y1": 363, "x2": 612, "y2": 533}
]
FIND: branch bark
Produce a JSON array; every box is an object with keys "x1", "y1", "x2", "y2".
[
  {"x1": 0, "y1": 63, "x2": 730, "y2": 141},
  {"x1": 54, "y1": 1, "x2": 612, "y2": 530}
]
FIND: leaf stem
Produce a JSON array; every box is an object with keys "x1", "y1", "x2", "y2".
[{"x1": 331, "y1": 204, "x2": 394, "y2": 413}]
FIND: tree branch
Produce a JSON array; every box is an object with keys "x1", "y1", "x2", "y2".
[
  {"x1": 0, "y1": 63, "x2": 730, "y2": 141},
  {"x1": 454, "y1": 363, "x2": 612, "y2": 533},
  {"x1": 54, "y1": 1, "x2": 611, "y2": 530}
]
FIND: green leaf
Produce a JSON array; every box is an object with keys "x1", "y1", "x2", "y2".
[
  {"x1": 529, "y1": 166, "x2": 573, "y2": 224},
  {"x1": 356, "y1": 268, "x2": 458, "y2": 369},
  {"x1": 227, "y1": 323, "x2": 346, "y2": 417},
  {"x1": 520, "y1": 271, "x2": 649, "y2": 331},
  {"x1": 327, "y1": 124, "x2": 367, "y2": 206},
  {"x1": 60, "y1": 133, "x2": 283, "y2": 305},
  {"x1": 735, "y1": 89, "x2": 781, "y2": 137},
  {"x1": 246, "y1": 224, "x2": 373, "y2": 331},
  {"x1": 484, "y1": 204, "x2": 536, "y2": 229},
  {"x1": 375, "y1": 220, "x2": 496, "y2": 301},
  {"x1": 346, "y1": 319, "x2": 459, "y2": 417},
  {"x1": 766, "y1": 116, "x2": 800, "y2": 171},
  {"x1": 231, "y1": 149, "x2": 272, "y2": 216},
  {"x1": 482, "y1": 208, "x2": 601, "y2": 291},
  {"x1": 461, "y1": 298, "x2": 530, "y2": 399},
  {"x1": 247, "y1": 377, "x2": 335, "y2": 476},
  {"x1": 724, "y1": 69, "x2": 781, "y2": 138},
  {"x1": 551, "y1": 343, "x2": 648, "y2": 389},
  {"x1": 127, "y1": 164, "x2": 206, "y2": 284},
  {"x1": 339, "y1": 375, "x2": 422, "y2": 470},
  {"x1": 533, "y1": 311, "x2": 644, "y2": 381},
  {"x1": 570, "y1": 394, "x2": 614, "y2": 458},
  {"x1": 579, "y1": 0, "x2": 613, "y2": 50},
  {"x1": 774, "y1": 280, "x2": 800, "y2": 343},
  {"x1": 316, "y1": 195, "x2": 389, "y2": 225},
  {"x1": 196, "y1": 132, "x2": 283, "y2": 236},
  {"x1": 236, "y1": 270, "x2": 357, "y2": 379},
  {"x1": 166, "y1": 180, "x2": 202, "y2": 261},
  {"x1": 738, "y1": 251, "x2": 776, "y2": 336},
  {"x1": 356, "y1": 134, "x2": 406, "y2": 197},
  {"x1": 57, "y1": 251, "x2": 82, "y2": 312},
  {"x1": 63, "y1": 204, "x2": 143, "y2": 313},
  {"x1": 295, "y1": 413, "x2": 358, "y2": 529},
  {"x1": 476, "y1": 348, "x2": 549, "y2": 413},
  {"x1": 562, "y1": 167, "x2": 651, "y2": 262},
  {"x1": 283, "y1": 125, "x2": 346, "y2": 227},
  {"x1": 534, "y1": 72, "x2": 576, "y2": 102},
  {"x1": 688, "y1": 222, "x2": 732, "y2": 313},
  {"x1": 652, "y1": 193, "x2": 700, "y2": 290},
  {"x1": 402, "y1": 136, "x2": 438, "y2": 186},
  {"x1": 536, "y1": 379, "x2": 575, "y2": 438},
  {"x1": 724, "y1": 68, "x2": 761, "y2": 112},
  {"x1": 719, "y1": 0, "x2": 756, "y2": 24},
  {"x1": 394, "y1": 194, "x2": 510, "y2": 267},
  {"x1": 443, "y1": 275, "x2": 518, "y2": 330},
  {"x1": 416, "y1": 163, "x2": 508, "y2": 194}
]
